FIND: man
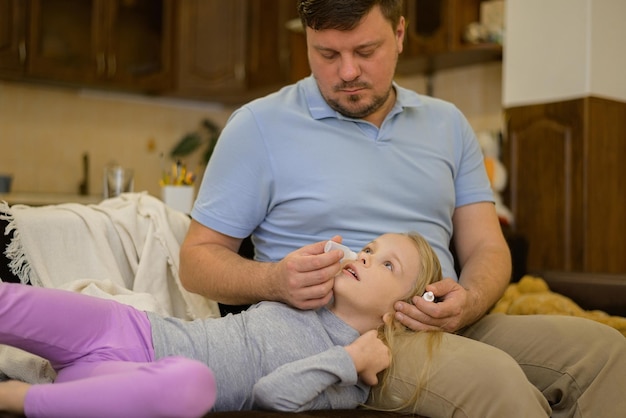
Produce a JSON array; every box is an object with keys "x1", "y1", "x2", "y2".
[{"x1": 180, "y1": 0, "x2": 626, "y2": 416}]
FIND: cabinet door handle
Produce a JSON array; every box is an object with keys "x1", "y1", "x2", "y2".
[
  {"x1": 18, "y1": 41, "x2": 26, "y2": 64},
  {"x1": 96, "y1": 53, "x2": 106, "y2": 76},
  {"x1": 107, "y1": 55, "x2": 116, "y2": 78}
]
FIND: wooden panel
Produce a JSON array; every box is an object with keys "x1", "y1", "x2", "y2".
[
  {"x1": 0, "y1": 0, "x2": 172, "y2": 91},
  {"x1": 245, "y1": 0, "x2": 293, "y2": 88},
  {"x1": 508, "y1": 118, "x2": 580, "y2": 272},
  {"x1": 27, "y1": 0, "x2": 100, "y2": 82},
  {"x1": 174, "y1": 0, "x2": 293, "y2": 103},
  {"x1": 504, "y1": 99, "x2": 586, "y2": 273},
  {"x1": 175, "y1": 0, "x2": 247, "y2": 94},
  {"x1": 286, "y1": 18, "x2": 309, "y2": 83},
  {"x1": 404, "y1": 0, "x2": 449, "y2": 55},
  {"x1": 107, "y1": 0, "x2": 174, "y2": 91},
  {"x1": 585, "y1": 97, "x2": 626, "y2": 272},
  {"x1": 0, "y1": 0, "x2": 26, "y2": 76},
  {"x1": 505, "y1": 97, "x2": 626, "y2": 275}
]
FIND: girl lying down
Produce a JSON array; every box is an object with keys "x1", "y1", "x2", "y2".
[{"x1": 0, "y1": 232, "x2": 441, "y2": 417}]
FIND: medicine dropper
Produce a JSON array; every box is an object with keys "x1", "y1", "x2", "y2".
[{"x1": 324, "y1": 241, "x2": 357, "y2": 261}]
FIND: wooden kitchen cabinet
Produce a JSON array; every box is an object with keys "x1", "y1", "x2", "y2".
[
  {"x1": 0, "y1": 0, "x2": 26, "y2": 77},
  {"x1": 1, "y1": 0, "x2": 502, "y2": 102},
  {"x1": 282, "y1": 0, "x2": 504, "y2": 89},
  {"x1": 398, "y1": 0, "x2": 503, "y2": 74},
  {"x1": 504, "y1": 97, "x2": 626, "y2": 274},
  {"x1": 173, "y1": 0, "x2": 296, "y2": 103},
  {"x1": 0, "y1": 0, "x2": 297, "y2": 102},
  {"x1": 6, "y1": 0, "x2": 174, "y2": 93}
]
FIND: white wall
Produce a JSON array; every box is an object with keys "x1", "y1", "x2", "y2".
[
  {"x1": 1, "y1": 60, "x2": 503, "y2": 196},
  {"x1": 589, "y1": 0, "x2": 626, "y2": 101},
  {"x1": 503, "y1": 0, "x2": 626, "y2": 107}
]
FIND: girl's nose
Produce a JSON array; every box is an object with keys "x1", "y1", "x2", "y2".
[{"x1": 358, "y1": 251, "x2": 369, "y2": 266}]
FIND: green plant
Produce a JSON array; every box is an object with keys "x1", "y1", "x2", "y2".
[{"x1": 169, "y1": 118, "x2": 221, "y2": 165}]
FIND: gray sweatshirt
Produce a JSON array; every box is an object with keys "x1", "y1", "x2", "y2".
[{"x1": 147, "y1": 301, "x2": 369, "y2": 412}]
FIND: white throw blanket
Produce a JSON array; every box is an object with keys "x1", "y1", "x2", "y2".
[{"x1": 0, "y1": 192, "x2": 220, "y2": 383}]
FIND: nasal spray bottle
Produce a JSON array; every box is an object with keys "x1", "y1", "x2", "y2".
[{"x1": 324, "y1": 241, "x2": 357, "y2": 261}]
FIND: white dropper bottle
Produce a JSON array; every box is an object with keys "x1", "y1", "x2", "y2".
[
  {"x1": 422, "y1": 291, "x2": 435, "y2": 302},
  {"x1": 324, "y1": 241, "x2": 357, "y2": 261}
]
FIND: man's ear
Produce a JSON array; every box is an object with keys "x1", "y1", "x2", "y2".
[{"x1": 396, "y1": 16, "x2": 406, "y2": 53}]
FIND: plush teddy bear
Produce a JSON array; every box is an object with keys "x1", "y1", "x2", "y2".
[
  {"x1": 491, "y1": 276, "x2": 626, "y2": 337},
  {"x1": 476, "y1": 131, "x2": 514, "y2": 226}
]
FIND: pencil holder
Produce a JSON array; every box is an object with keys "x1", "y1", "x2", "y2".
[{"x1": 161, "y1": 185, "x2": 195, "y2": 214}]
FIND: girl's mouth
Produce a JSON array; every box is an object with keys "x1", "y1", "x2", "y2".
[{"x1": 343, "y1": 265, "x2": 359, "y2": 281}]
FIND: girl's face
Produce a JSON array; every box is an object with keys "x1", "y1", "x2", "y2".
[{"x1": 330, "y1": 233, "x2": 420, "y2": 331}]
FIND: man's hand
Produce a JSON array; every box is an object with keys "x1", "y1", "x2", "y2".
[
  {"x1": 180, "y1": 221, "x2": 348, "y2": 309},
  {"x1": 393, "y1": 278, "x2": 482, "y2": 333},
  {"x1": 344, "y1": 330, "x2": 390, "y2": 386},
  {"x1": 270, "y1": 237, "x2": 344, "y2": 310}
]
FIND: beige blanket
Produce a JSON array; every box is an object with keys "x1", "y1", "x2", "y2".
[{"x1": 1, "y1": 192, "x2": 220, "y2": 382}]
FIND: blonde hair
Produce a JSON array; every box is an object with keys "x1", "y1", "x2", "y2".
[{"x1": 368, "y1": 231, "x2": 443, "y2": 412}]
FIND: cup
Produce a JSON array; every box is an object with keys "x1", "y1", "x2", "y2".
[
  {"x1": 0, "y1": 174, "x2": 12, "y2": 193},
  {"x1": 161, "y1": 185, "x2": 195, "y2": 214},
  {"x1": 104, "y1": 166, "x2": 134, "y2": 198}
]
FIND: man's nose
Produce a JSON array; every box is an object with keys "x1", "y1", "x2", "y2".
[{"x1": 338, "y1": 56, "x2": 360, "y2": 81}]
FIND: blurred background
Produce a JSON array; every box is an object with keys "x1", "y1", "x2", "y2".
[{"x1": 1, "y1": 0, "x2": 625, "y2": 275}]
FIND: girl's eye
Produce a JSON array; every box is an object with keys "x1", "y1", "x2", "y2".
[
  {"x1": 384, "y1": 261, "x2": 393, "y2": 271},
  {"x1": 363, "y1": 247, "x2": 372, "y2": 254}
]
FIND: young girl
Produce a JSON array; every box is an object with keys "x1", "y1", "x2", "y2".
[{"x1": 0, "y1": 232, "x2": 442, "y2": 417}]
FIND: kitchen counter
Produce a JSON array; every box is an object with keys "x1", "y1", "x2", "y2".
[{"x1": 0, "y1": 192, "x2": 103, "y2": 207}]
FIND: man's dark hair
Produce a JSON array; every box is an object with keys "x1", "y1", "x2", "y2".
[{"x1": 297, "y1": 0, "x2": 403, "y2": 32}]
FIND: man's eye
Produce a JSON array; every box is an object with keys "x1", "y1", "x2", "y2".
[
  {"x1": 358, "y1": 50, "x2": 374, "y2": 58},
  {"x1": 384, "y1": 261, "x2": 393, "y2": 271}
]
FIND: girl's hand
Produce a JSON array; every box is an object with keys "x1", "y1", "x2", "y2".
[{"x1": 344, "y1": 330, "x2": 390, "y2": 386}]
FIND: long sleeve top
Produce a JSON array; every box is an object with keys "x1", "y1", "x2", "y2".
[{"x1": 147, "y1": 301, "x2": 369, "y2": 412}]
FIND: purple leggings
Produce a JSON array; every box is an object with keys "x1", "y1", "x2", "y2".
[{"x1": 0, "y1": 283, "x2": 216, "y2": 418}]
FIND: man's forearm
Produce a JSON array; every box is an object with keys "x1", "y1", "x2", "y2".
[
  {"x1": 452, "y1": 202, "x2": 512, "y2": 325},
  {"x1": 180, "y1": 243, "x2": 278, "y2": 305},
  {"x1": 458, "y1": 242, "x2": 511, "y2": 323}
]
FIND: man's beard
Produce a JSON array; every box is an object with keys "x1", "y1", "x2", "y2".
[{"x1": 325, "y1": 83, "x2": 391, "y2": 119}]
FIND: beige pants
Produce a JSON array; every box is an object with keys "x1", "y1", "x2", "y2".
[{"x1": 369, "y1": 314, "x2": 626, "y2": 417}]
